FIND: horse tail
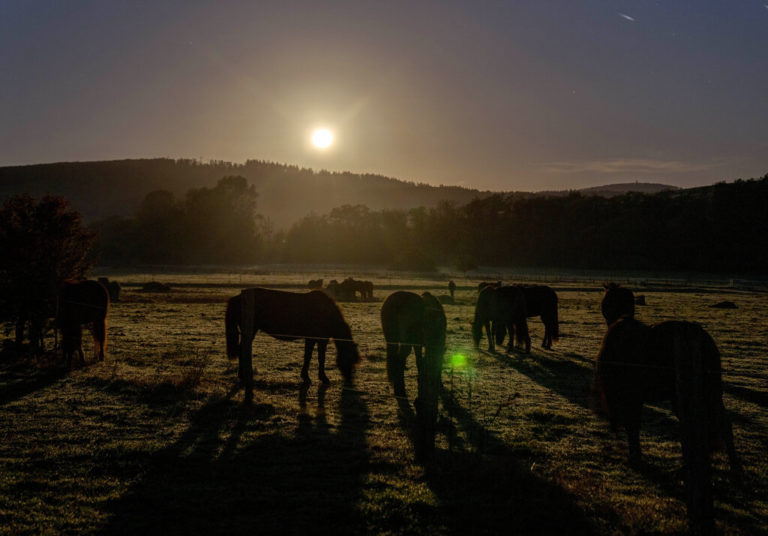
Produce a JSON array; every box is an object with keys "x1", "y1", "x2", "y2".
[
  {"x1": 225, "y1": 295, "x2": 241, "y2": 359},
  {"x1": 670, "y1": 322, "x2": 716, "y2": 534},
  {"x1": 471, "y1": 304, "x2": 483, "y2": 346}
]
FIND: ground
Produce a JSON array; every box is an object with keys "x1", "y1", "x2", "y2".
[{"x1": 1, "y1": 270, "x2": 766, "y2": 535}]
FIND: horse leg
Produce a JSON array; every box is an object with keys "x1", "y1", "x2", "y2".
[
  {"x1": 317, "y1": 340, "x2": 330, "y2": 385},
  {"x1": 387, "y1": 342, "x2": 408, "y2": 397},
  {"x1": 301, "y1": 339, "x2": 315, "y2": 385},
  {"x1": 484, "y1": 322, "x2": 495, "y2": 352},
  {"x1": 717, "y1": 400, "x2": 743, "y2": 482},
  {"x1": 93, "y1": 319, "x2": 106, "y2": 361},
  {"x1": 542, "y1": 320, "x2": 551, "y2": 349}
]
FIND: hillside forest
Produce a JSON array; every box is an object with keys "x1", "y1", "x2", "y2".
[{"x1": 89, "y1": 173, "x2": 768, "y2": 273}]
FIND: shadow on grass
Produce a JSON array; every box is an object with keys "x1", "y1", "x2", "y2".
[
  {"x1": 98, "y1": 383, "x2": 370, "y2": 535},
  {"x1": 389, "y1": 377, "x2": 596, "y2": 535},
  {"x1": 0, "y1": 352, "x2": 68, "y2": 406},
  {"x1": 425, "y1": 391, "x2": 597, "y2": 535},
  {"x1": 723, "y1": 382, "x2": 768, "y2": 408}
]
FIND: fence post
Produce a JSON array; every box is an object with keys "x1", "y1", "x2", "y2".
[{"x1": 240, "y1": 289, "x2": 256, "y2": 401}]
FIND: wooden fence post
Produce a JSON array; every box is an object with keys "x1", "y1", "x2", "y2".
[{"x1": 240, "y1": 289, "x2": 256, "y2": 401}]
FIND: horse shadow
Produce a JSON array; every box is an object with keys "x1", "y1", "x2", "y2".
[
  {"x1": 98, "y1": 382, "x2": 370, "y2": 535},
  {"x1": 394, "y1": 389, "x2": 597, "y2": 534},
  {"x1": 0, "y1": 351, "x2": 68, "y2": 406}
]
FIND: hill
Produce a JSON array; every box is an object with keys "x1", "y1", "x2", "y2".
[
  {"x1": 0, "y1": 159, "x2": 496, "y2": 228},
  {"x1": 538, "y1": 182, "x2": 678, "y2": 197}
]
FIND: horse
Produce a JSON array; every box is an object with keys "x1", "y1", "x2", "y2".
[
  {"x1": 360, "y1": 280, "x2": 374, "y2": 301},
  {"x1": 472, "y1": 285, "x2": 529, "y2": 354},
  {"x1": 521, "y1": 285, "x2": 559, "y2": 349},
  {"x1": 595, "y1": 316, "x2": 741, "y2": 534},
  {"x1": 340, "y1": 277, "x2": 373, "y2": 301},
  {"x1": 225, "y1": 288, "x2": 361, "y2": 398},
  {"x1": 56, "y1": 280, "x2": 109, "y2": 368},
  {"x1": 601, "y1": 282, "x2": 635, "y2": 325},
  {"x1": 307, "y1": 278, "x2": 324, "y2": 289},
  {"x1": 381, "y1": 291, "x2": 446, "y2": 459},
  {"x1": 477, "y1": 281, "x2": 501, "y2": 292}
]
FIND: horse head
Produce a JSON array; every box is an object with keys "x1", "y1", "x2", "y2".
[{"x1": 335, "y1": 339, "x2": 360, "y2": 382}]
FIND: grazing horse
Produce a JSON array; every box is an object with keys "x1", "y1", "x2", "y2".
[
  {"x1": 56, "y1": 280, "x2": 109, "y2": 368},
  {"x1": 381, "y1": 291, "x2": 446, "y2": 459},
  {"x1": 477, "y1": 281, "x2": 502, "y2": 292},
  {"x1": 472, "y1": 285, "x2": 529, "y2": 353},
  {"x1": 521, "y1": 285, "x2": 559, "y2": 349},
  {"x1": 595, "y1": 316, "x2": 741, "y2": 534},
  {"x1": 225, "y1": 288, "x2": 360, "y2": 398},
  {"x1": 601, "y1": 282, "x2": 635, "y2": 324}
]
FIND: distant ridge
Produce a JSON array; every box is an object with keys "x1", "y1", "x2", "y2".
[
  {"x1": 539, "y1": 182, "x2": 679, "y2": 197},
  {"x1": 0, "y1": 158, "x2": 495, "y2": 228},
  {"x1": 0, "y1": 158, "x2": 678, "y2": 228}
]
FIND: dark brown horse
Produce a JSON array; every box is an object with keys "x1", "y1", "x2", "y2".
[
  {"x1": 519, "y1": 285, "x2": 559, "y2": 349},
  {"x1": 601, "y1": 282, "x2": 635, "y2": 324},
  {"x1": 472, "y1": 285, "x2": 529, "y2": 354},
  {"x1": 225, "y1": 288, "x2": 360, "y2": 398},
  {"x1": 381, "y1": 291, "x2": 446, "y2": 459},
  {"x1": 595, "y1": 315, "x2": 741, "y2": 534},
  {"x1": 56, "y1": 280, "x2": 109, "y2": 368}
]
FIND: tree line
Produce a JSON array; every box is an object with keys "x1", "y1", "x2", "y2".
[{"x1": 87, "y1": 173, "x2": 768, "y2": 273}]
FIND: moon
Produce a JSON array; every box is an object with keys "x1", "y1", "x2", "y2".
[{"x1": 311, "y1": 129, "x2": 333, "y2": 149}]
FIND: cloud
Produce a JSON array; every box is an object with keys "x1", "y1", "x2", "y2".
[{"x1": 541, "y1": 158, "x2": 710, "y2": 175}]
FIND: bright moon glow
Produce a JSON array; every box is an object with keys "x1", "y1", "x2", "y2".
[{"x1": 312, "y1": 129, "x2": 333, "y2": 149}]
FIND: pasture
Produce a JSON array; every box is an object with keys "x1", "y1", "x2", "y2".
[{"x1": 1, "y1": 271, "x2": 766, "y2": 535}]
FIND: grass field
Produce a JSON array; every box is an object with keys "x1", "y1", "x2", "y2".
[{"x1": 1, "y1": 271, "x2": 766, "y2": 535}]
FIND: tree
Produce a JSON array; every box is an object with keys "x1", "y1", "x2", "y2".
[
  {"x1": 0, "y1": 195, "x2": 95, "y2": 349},
  {"x1": 183, "y1": 176, "x2": 262, "y2": 264}
]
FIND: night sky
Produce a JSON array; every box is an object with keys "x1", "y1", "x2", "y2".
[{"x1": 2, "y1": 1, "x2": 767, "y2": 191}]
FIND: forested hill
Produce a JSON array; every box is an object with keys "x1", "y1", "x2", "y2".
[{"x1": 0, "y1": 158, "x2": 495, "y2": 228}]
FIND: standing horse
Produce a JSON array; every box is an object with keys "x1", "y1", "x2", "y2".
[
  {"x1": 56, "y1": 280, "x2": 109, "y2": 368},
  {"x1": 595, "y1": 313, "x2": 741, "y2": 534},
  {"x1": 601, "y1": 282, "x2": 635, "y2": 324},
  {"x1": 381, "y1": 291, "x2": 446, "y2": 459},
  {"x1": 225, "y1": 288, "x2": 360, "y2": 398},
  {"x1": 472, "y1": 285, "x2": 529, "y2": 354},
  {"x1": 523, "y1": 285, "x2": 559, "y2": 349}
]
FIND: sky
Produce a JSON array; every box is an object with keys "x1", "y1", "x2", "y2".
[{"x1": 1, "y1": 0, "x2": 767, "y2": 192}]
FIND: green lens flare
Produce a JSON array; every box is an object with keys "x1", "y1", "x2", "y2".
[{"x1": 450, "y1": 353, "x2": 467, "y2": 369}]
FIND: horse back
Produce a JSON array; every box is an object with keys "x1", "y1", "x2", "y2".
[
  {"x1": 381, "y1": 291, "x2": 425, "y2": 346},
  {"x1": 58, "y1": 280, "x2": 109, "y2": 326},
  {"x1": 246, "y1": 287, "x2": 348, "y2": 341},
  {"x1": 522, "y1": 285, "x2": 556, "y2": 318}
]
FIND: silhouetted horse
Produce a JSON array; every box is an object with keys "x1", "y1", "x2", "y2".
[
  {"x1": 340, "y1": 277, "x2": 373, "y2": 301},
  {"x1": 472, "y1": 285, "x2": 529, "y2": 353},
  {"x1": 225, "y1": 288, "x2": 360, "y2": 397},
  {"x1": 595, "y1": 317, "x2": 741, "y2": 534},
  {"x1": 381, "y1": 291, "x2": 446, "y2": 459},
  {"x1": 56, "y1": 280, "x2": 109, "y2": 368},
  {"x1": 601, "y1": 282, "x2": 635, "y2": 324},
  {"x1": 477, "y1": 281, "x2": 502, "y2": 292},
  {"x1": 519, "y1": 285, "x2": 559, "y2": 349}
]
